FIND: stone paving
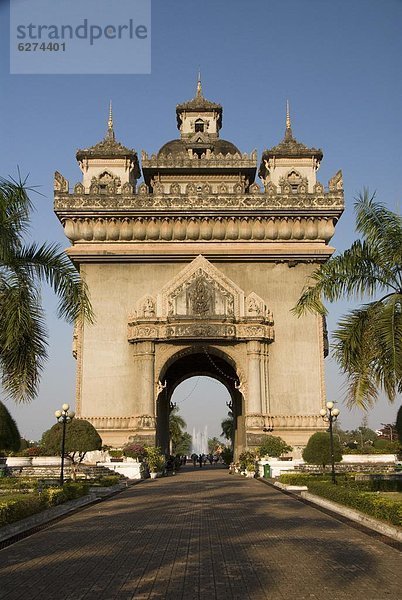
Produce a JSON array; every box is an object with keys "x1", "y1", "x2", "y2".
[{"x1": 0, "y1": 466, "x2": 401, "y2": 600}]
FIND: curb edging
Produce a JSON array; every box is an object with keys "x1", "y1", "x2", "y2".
[{"x1": 258, "y1": 477, "x2": 402, "y2": 543}]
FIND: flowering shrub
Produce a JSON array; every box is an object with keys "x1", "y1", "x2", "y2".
[
  {"x1": 123, "y1": 443, "x2": 146, "y2": 460},
  {"x1": 23, "y1": 446, "x2": 42, "y2": 457}
]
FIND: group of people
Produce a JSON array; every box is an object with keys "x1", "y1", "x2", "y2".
[{"x1": 190, "y1": 453, "x2": 221, "y2": 467}]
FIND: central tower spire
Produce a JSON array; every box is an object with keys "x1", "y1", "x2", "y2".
[
  {"x1": 196, "y1": 69, "x2": 202, "y2": 97},
  {"x1": 285, "y1": 100, "x2": 293, "y2": 140},
  {"x1": 107, "y1": 100, "x2": 115, "y2": 140}
]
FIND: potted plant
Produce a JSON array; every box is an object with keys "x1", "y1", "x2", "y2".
[
  {"x1": 239, "y1": 450, "x2": 257, "y2": 477},
  {"x1": 144, "y1": 446, "x2": 165, "y2": 479}
]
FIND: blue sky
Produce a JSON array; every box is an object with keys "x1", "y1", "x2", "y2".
[{"x1": 1, "y1": 0, "x2": 401, "y2": 441}]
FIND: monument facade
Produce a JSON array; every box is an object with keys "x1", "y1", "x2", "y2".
[{"x1": 54, "y1": 83, "x2": 344, "y2": 457}]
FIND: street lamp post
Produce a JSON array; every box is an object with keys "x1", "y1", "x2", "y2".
[
  {"x1": 54, "y1": 404, "x2": 75, "y2": 486},
  {"x1": 319, "y1": 401, "x2": 340, "y2": 484}
]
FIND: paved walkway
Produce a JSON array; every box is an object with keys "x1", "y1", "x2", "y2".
[{"x1": 0, "y1": 466, "x2": 400, "y2": 600}]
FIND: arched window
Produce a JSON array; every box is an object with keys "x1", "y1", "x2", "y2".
[
  {"x1": 98, "y1": 171, "x2": 113, "y2": 193},
  {"x1": 195, "y1": 119, "x2": 204, "y2": 133},
  {"x1": 287, "y1": 170, "x2": 302, "y2": 193}
]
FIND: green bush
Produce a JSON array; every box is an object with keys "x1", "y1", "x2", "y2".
[
  {"x1": 220, "y1": 447, "x2": 233, "y2": 465},
  {"x1": 0, "y1": 401, "x2": 21, "y2": 455},
  {"x1": 109, "y1": 450, "x2": 123, "y2": 459},
  {"x1": 396, "y1": 406, "x2": 402, "y2": 446},
  {"x1": 279, "y1": 473, "x2": 348, "y2": 486},
  {"x1": 41, "y1": 419, "x2": 102, "y2": 469},
  {"x1": 0, "y1": 495, "x2": 45, "y2": 527},
  {"x1": 94, "y1": 475, "x2": 121, "y2": 487},
  {"x1": 307, "y1": 481, "x2": 402, "y2": 526},
  {"x1": 343, "y1": 445, "x2": 391, "y2": 455},
  {"x1": 372, "y1": 438, "x2": 400, "y2": 453},
  {"x1": 302, "y1": 432, "x2": 342, "y2": 468},
  {"x1": 258, "y1": 435, "x2": 293, "y2": 458},
  {"x1": 0, "y1": 477, "x2": 39, "y2": 491},
  {"x1": 0, "y1": 482, "x2": 89, "y2": 526},
  {"x1": 239, "y1": 450, "x2": 257, "y2": 470},
  {"x1": 344, "y1": 478, "x2": 402, "y2": 493},
  {"x1": 280, "y1": 473, "x2": 350, "y2": 485}
]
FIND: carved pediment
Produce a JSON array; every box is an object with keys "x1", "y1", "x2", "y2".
[{"x1": 161, "y1": 255, "x2": 243, "y2": 320}]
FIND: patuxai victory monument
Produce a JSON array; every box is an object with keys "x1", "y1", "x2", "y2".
[{"x1": 54, "y1": 80, "x2": 344, "y2": 458}]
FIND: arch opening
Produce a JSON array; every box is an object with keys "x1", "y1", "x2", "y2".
[{"x1": 156, "y1": 346, "x2": 245, "y2": 459}]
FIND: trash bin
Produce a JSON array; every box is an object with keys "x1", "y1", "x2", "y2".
[{"x1": 263, "y1": 464, "x2": 271, "y2": 478}]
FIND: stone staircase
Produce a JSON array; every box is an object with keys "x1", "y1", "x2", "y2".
[{"x1": 7, "y1": 464, "x2": 125, "y2": 480}]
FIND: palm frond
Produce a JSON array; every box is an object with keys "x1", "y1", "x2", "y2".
[
  {"x1": 355, "y1": 190, "x2": 402, "y2": 279},
  {"x1": 372, "y1": 294, "x2": 402, "y2": 401},
  {"x1": 332, "y1": 305, "x2": 379, "y2": 408},
  {"x1": 0, "y1": 274, "x2": 47, "y2": 402},
  {"x1": 12, "y1": 242, "x2": 94, "y2": 324},
  {"x1": 0, "y1": 175, "x2": 94, "y2": 403},
  {"x1": 333, "y1": 298, "x2": 402, "y2": 406},
  {"x1": 292, "y1": 239, "x2": 393, "y2": 316}
]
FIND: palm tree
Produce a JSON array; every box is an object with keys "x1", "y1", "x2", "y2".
[
  {"x1": 169, "y1": 406, "x2": 187, "y2": 453},
  {"x1": 293, "y1": 190, "x2": 402, "y2": 408},
  {"x1": 0, "y1": 175, "x2": 93, "y2": 403},
  {"x1": 221, "y1": 411, "x2": 234, "y2": 445}
]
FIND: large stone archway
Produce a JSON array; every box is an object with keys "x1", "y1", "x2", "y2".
[{"x1": 54, "y1": 83, "x2": 344, "y2": 457}]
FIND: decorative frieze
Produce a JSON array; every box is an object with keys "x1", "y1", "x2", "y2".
[
  {"x1": 60, "y1": 215, "x2": 337, "y2": 242},
  {"x1": 141, "y1": 149, "x2": 257, "y2": 168},
  {"x1": 245, "y1": 414, "x2": 324, "y2": 430},
  {"x1": 127, "y1": 321, "x2": 274, "y2": 342},
  {"x1": 82, "y1": 415, "x2": 156, "y2": 431},
  {"x1": 54, "y1": 190, "x2": 343, "y2": 211}
]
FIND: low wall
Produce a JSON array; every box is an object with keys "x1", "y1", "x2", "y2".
[
  {"x1": 101, "y1": 461, "x2": 143, "y2": 480},
  {"x1": 258, "y1": 454, "x2": 398, "y2": 478},
  {"x1": 258, "y1": 459, "x2": 304, "y2": 478},
  {"x1": 341, "y1": 454, "x2": 397, "y2": 463}
]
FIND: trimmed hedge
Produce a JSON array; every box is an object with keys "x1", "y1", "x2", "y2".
[
  {"x1": 345, "y1": 478, "x2": 402, "y2": 493},
  {"x1": 0, "y1": 495, "x2": 45, "y2": 527},
  {"x1": 307, "y1": 481, "x2": 402, "y2": 527},
  {"x1": 279, "y1": 473, "x2": 349, "y2": 486},
  {"x1": 0, "y1": 477, "x2": 39, "y2": 492},
  {"x1": 0, "y1": 482, "x2": 89, "y2": 526},
  {"x1": 93, "y1": 475, "x2": 121, "y2": 487}
]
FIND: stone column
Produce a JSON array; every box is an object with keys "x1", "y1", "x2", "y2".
[
  {"x1": 246, "y1": 340, "x2": 262, "y2": 414},
  {"x1": 260, "y1": 342, "x2": 270, "y2": 414},
  {"x1": 133, "y1": 341, "x2": 155, "y2": 416}
]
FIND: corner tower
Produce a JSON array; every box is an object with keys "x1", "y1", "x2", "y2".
[{"x1": 54, "y1": 89, "x2": 344, "y2": 457}]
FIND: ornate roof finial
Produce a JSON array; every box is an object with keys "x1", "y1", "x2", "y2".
[
  {"x1": 196, "y1": 68, "x2": 202, "y2": 97},
  {"x1": 286, "y1": 100, "x2": 291, "y2": 130},
  {"x1": 285, "y1": 99, "x2": 293, "y2": 141},
  {"x1": 107, "y1": 100, "x2": 115, "y2": 140}
]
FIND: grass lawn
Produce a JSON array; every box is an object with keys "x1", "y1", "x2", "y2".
[{"x1": 378, "y1": 492, "x2": 402, "y2": 501}]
